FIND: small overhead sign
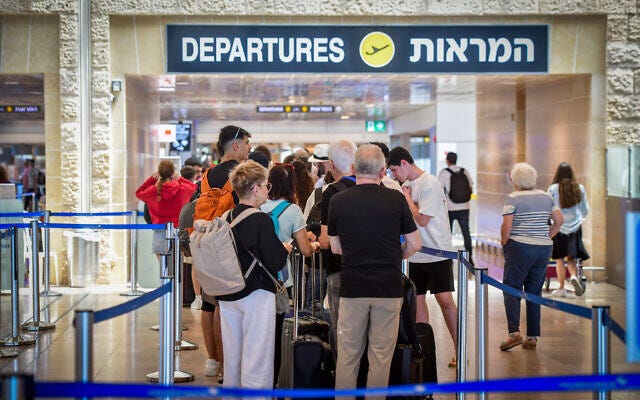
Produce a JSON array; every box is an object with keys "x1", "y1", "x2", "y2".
[
  {"x1": 0, "y1": 105, "x2": 40, "y2": 113},
  {"x1": 257, "y1": 105, "x2": 334, "y2": 113},
  {"x1": 365, "y1": 120, "x2": 386, "y2": 132}
]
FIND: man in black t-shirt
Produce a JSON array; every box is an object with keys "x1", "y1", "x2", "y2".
[
  {"x1": 328, "y1": 144, "x2": 420, "y2": 396},
  {"x1": 318, "y1": 140, "x2": 357, "y2": 350}
]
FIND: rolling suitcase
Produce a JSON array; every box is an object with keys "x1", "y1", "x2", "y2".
[{"x1": 279, "y1": 249, "x2": 334, "y2": 390}]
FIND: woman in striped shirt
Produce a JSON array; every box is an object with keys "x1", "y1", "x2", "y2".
[{"x1": 499, "y1": 163, "x2": 563, "y2": 351}]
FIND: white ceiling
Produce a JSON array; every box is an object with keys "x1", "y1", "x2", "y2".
[{"x1": 128, "y1": 73, "x2": 480, "y2": 123}]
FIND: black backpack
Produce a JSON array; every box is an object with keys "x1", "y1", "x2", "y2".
[
  {"x1": 305, "y1": 187, "x2": 324, "y2": 237},
  {"x1": 446, "y1": 167, "x2": 472, "y2": 203}
]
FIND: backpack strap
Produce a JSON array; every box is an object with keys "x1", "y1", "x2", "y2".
[
  {"x1": 445, "y1": 167, "x2": 454, "y2": 174},
  {"x1": 226, "y1": 207, "x2": 284, "y2": 292},
  {"x1": 201, "y1": 166, "x2": 233, "y2": 194},
  {"x1": 271, "y1": 200, "x2": 292, "y2": 220},
  {"x1": 314, "y1": 187, "x2": 322, "y2": 203}
]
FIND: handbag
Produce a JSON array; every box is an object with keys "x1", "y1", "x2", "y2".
[{"x1": 275, "y1": 286, "x2": 290, "y2": 314}]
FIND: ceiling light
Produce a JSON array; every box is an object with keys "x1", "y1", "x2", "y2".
[{"x1": 340, "y1": 115, "x2": 349, "y2": 120}]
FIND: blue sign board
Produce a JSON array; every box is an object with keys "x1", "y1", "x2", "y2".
[
  {"x1": 627, "y1": 212, "x2": 640, "y2": 363},
  {"x1": 167, "y1": 25, "x2": 548, "y2": 74}
]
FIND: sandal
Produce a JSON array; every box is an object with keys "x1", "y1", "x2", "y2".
[
  {"x1": 499, "y1": 333, "x2": 523, "y2": 351},
  {"x1": 522, "y1": 337, "x2": 537, "y2": 350},
  {"x1": 448, "y1": 357, "x2": 457, "y2": 368}
]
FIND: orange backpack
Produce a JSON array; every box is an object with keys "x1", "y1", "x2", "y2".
[{"x1": 192, "y1": 168, "x2": 235, "y2": 226}]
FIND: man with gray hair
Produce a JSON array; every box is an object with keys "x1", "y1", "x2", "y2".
[
  {"x1": 328, "y1": 144, "x2": 420, "y2": 398},
  {"x1": 318, "y1": 139, "x2": 357, "y2": 351}
]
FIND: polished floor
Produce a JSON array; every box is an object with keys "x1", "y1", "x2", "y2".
[{"x1": 1, "y1": 266, "x2": 639, "y2": 400}]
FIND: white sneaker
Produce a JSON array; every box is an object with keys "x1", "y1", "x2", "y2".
[
  {"x1": 570, "y1": 277, "x2": 585, "y2": 296},
  {"x1": 552, "y1": 288, "x2": 567, "y2": 298},
  {"x1": 191, "y1": 295, "x2": 202, "y2": 310},
  {"x1": 205, "y1": 359, "x2": 220, "y2": 377}
]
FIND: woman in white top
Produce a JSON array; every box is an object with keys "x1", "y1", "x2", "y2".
[{"x1": 548, "y1": 162, "x2": 590, "y2": 298}]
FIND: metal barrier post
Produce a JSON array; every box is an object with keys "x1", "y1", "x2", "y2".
[
  {"x1": 173, "y1": 228, "x2": 197, "y2": 351},
  {"x1": 40, "y1": 210, "x2": 60, "y2": 297},
  {"x1": 0, "y1": 227, "x2": 36, "y2": 348},
  {"x1": 74, "y1": 310, "x2": 94, "y2": 384},
  {"x1": 150, "y1": 223, "x2": 175, "y2": 332},
  {"x1": 456, "y1": 250, "x2": 469, "y2": 400},
  {"x1": 146, "y1": 253, "x2": 193, "y2": 383},
  {"x1": 22, "y1": 220, "x2": 54, "y2": 331},
  {"x1": 121, "y1": 210, "x2": 145, "y2": 296},
  {"x1": 475, "y1": 266, "x2": 489, "y2": 400},
  {"x1": 592, "y1": 305, "x2": 611, "y2": 400},
  {"x1": 1, "y1": 373, "x2": 35, "y2": 400}
]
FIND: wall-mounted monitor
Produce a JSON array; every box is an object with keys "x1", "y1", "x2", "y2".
[{"x1": 170, "y1": 122, "x2": 192, "y2": 152}]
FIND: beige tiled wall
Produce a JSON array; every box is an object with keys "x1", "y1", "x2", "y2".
[{"x1": 477, "y1": 74, "x2": 605, "y2": 269}]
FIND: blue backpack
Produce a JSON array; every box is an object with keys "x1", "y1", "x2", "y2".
[
  {"x1": 269, "y1": 200, "x2": 292, "y2": 236},
  {"x1": 268, "y1": 200, "x2": 293, "y2": 282}
]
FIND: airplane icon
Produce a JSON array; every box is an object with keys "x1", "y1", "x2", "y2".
[{"x1": 365, "y1": 44, "x2": 390, "y2": 56}]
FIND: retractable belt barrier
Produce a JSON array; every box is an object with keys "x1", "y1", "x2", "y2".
[
  {"x1": 93, "y1": 283, "x2": 170, "y2": 324},
  {"x1": 0, "y1": 372, "x2": 634, "y2": 398}
]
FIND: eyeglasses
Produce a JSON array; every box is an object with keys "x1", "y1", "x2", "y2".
[
  {"x1": 257, "y1": 182, "x2": 272, "y2": 191},
  {"x1": 232, "y1": 127, "x2": 241, "y2": 142}
]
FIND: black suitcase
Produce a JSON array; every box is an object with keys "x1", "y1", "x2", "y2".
[
  {"x1": 416, "y1": 323, "x2": 438, "y2": 384},
  {"x1": 292, "y1": 335, "x2": 335, "y2": 389},
  {"x1": 279, "y1": 249, "x2": 334, "y2": 390},
  {"x1": 182, "y1": 262, "x2": 195, "y2": 307}
]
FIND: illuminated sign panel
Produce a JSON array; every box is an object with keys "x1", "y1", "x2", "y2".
[
  {"x1": 257, "y1": 105, "x2": 334, "y2": 113},
  {"x1": 0, "y1": 105, "x2": 41, "y2": 113},
  {"x1": 167, "y1": 25, "x2": 548, "y2": 74}
]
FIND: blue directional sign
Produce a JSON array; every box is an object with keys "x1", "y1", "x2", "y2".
[
  {"x1": 627, "y1": 212, "x2": 640, "y2": 362},
  {"x1": 167, "y1": 25, "x2": 548, "y2": 74}
]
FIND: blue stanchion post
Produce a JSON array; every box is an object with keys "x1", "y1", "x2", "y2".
[
  {"x1": 74, "y1": 309, "x2": 94, "y2": 390},
  {"x1": 456, "y1": 250, "x2": 469, "y2": 400},
  {"x1": 41, "y1": 210, "x2": 61, "y2": 298},
  {"x1": 1, "y1": 373, "x2": 35, "y2": 400},
  {"x1": 592, "y1": 305, "x2": 611, "y2": 400},
  {"x1": 0, "y1": 227, "x2": 36, "y2": 348},
  {"x1": 475, "y1": 266, "x2": 489, "y2": 400},
  {"x1": 120, "y1": 210, "x2": 145, "y2": 297},
  {"x1": 22, "y1": 220, "x2": 54, "y2": 332}
]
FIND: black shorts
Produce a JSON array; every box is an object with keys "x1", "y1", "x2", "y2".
[
  {"x1": 201, "y1": 292, "x2": 217, "y2": 313},
  {"x1": 552, "y1": 227, "x2": 590, "y2": 261},
  {"x1": 409, "y1": 259, "x2": 454, "y2": 295}
]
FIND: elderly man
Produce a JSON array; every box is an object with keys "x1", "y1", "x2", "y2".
[
  {"x1": 328, "y1": 144, "x2": 420, "y2": 400},
  {"x1": 318, "y1": 140, "x2": 357, "y2": 351}
]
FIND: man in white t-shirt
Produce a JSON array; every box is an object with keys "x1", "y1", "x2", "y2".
[
  {"x1": 438, "y1": 152, "x2": 474, "y2": 265},
  {"x1": 388, "y1": 146, "x2": 459, "y2": 368}
]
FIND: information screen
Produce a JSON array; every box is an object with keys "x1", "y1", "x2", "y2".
[{"x1": 171, "y1": 123, "x2": 191, "y2": 152}]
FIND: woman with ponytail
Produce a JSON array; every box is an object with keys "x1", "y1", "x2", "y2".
[
  {"x1": 136, "y1": 160, "x2": 196, "y2": 256},
  {"x1": 548, "y1": 162, "x2": 590, "y2": 297}
]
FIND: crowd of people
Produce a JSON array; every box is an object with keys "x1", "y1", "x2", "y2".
[{"x1": 135, "y1": 124, "x2": 590, "y2": 392}]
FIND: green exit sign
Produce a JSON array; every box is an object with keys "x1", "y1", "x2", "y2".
[{"x1": 365, "y1": 120, "x2": 386, "y2": 132}]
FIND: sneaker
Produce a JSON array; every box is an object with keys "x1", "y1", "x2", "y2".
[
  {"x1": 551, "y1": 288, "x2": 567, "y2": 298},
  {"x1": 522, "y1": 337, "x2": 537, "y2": 350},
  {"x1": 217, "y1": 369, "x2": 224, "y2": 384},
  {"x1": 570, "y1": 277, "x2": 585, "y2": 296},
  {"x1": 191, "y1": 295, "x2": 203, "y2": 310},
  {"x1": 205, "y1": 359, "x2": 220, "y2": 377},
  {"x1": 499, "y1": 333, "x2": 523, "y2": 351}
]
